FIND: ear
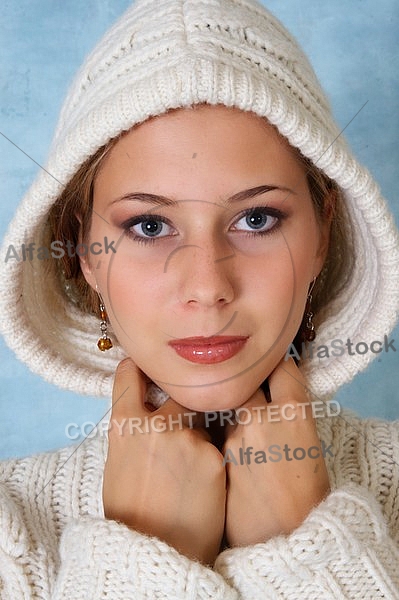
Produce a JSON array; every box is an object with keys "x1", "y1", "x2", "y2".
[
  {"x1": 79, "y1": 251, "x2": 98, "y2": 290},
  {"x1": 314, "y1": 189, "x2": 335, "y2": 277},
  {"x1": 76, "y1": 213, "x2": 98, "y2": 291}
]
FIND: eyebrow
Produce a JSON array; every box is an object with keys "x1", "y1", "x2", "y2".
[{"x1": 110, "y1": 185, "x2": 295, "y2": 207}]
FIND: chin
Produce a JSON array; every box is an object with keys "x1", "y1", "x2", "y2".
[{"x1": 158, "y1": 377, "x2": 261, "y2": 413}]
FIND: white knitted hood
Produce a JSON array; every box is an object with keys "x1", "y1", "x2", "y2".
[{"x1": 1, "y1": 0, "x2": 398, "y2": 400}]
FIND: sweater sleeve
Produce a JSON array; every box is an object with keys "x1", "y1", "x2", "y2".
[
  {"x1": 52, "y1": 517, "x2": 238, "y2": 600},
  {"x1": 215, "y1": 484, "x2": 399, "y2": 599},
  {"x1": 0, "y1": 436, "x2": 238, "y2": 600},
  {"x1": 0, "y1": 481, "x2": 237, "y2": 600}
]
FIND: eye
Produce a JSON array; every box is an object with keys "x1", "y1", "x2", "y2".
[
  {"x1": 122, "y1": 215, "x2": 175, "y2": 242},
  {"x1": 232, "y1": 207, "x2": 284, "y2": 234}
]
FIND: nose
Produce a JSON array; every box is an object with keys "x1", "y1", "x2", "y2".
[{"x1": 168, "y1": 242, "x2": 235, "y2": 308}]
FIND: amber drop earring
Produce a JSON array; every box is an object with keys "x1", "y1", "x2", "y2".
[{"x1": 97, "y1": 294, "x2": 113, "y2": 351}]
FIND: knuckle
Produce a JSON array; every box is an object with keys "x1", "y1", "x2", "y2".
[
  {"x1": 179, "y1": 426, "x2": 200, "y2": 445},
  {"x1": 116, "y1": 358, "x2": 133, "y2": 376}
]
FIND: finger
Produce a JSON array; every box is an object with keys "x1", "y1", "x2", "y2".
[
  {"x1": 156, "y1": 396, "x2": 202, "y2": 429},
  {"x1": 191, "y1": 411, "x2": 206, "y2": 430},
  {"x1": 268, "y1": 356, "x2": 309, "y2": 407},
  {"x1": 222, "y1": 388, "x2": 264, "y2": 436},
  {"x1": 189, "y1": 424, "x2": 212, "y2": 443},
  {"x1": 232, "y1": 384, "x2": 266, "y2": 413},
  {"x1": 111, "y1": 358, "x2": 147, "y2": 420}
]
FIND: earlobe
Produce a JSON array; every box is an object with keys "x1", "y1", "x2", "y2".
[
  {"x1": 75, "y1": 212, "x2": 98, "y2": 290},
  {"x1": 76, "y1": 222, "x2": 97, "y2": 290},
  {"x1": 317, "y1": 224, "x2": 330, "y2": 266},
  {"x1": 79, "y1": 252, "x2": 97, "y2": 290},
  {"x1": 314, "y1": 189, "x2": 335, "y2": 276},
  {"x1": 312, "y1": 225, "x2": 330, "y2": 280}
]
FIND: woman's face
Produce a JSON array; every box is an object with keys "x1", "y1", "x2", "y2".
[{"x1": 81, "y1": 105, "x2": 329, "y2": 411}]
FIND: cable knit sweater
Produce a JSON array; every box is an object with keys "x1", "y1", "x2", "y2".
[{"x1": 0, "y1": 409, "x2": 399, "y2": 599}]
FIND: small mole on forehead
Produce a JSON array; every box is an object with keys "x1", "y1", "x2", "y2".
[{"x1": 192, "y1": 152, "x2": 197, "y2": 159}]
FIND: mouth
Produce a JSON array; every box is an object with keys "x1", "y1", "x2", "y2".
[{"x1": 168, "y1": 335, "x2": 249, "y2": 364}]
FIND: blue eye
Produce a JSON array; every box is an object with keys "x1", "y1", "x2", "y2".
[
  {"x1": 121, "y1": 206, "x2": 285, "y2": 246},
  {"x1": 233, "y1": 207, "x2": 283, "y2": 234},
  {"x1": 123, "y1": 215, "x2": 175, "y2": 242},
  {"x1": 136, "y1": 219, "x2": 165, "y2": 237}
]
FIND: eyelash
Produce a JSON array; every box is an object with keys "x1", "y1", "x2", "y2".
[{"x1": 121, "y1": 206, "x2": 287, "y2": 246}]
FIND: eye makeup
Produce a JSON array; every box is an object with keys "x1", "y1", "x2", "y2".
[{"x1": 119, "y1": 205, "x2": 288, "y2": 245}]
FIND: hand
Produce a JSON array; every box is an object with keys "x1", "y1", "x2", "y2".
[
  {"x1": 224, "y1": 357, "x2": 330, "y2": 547},
  {"x1": 103, "y1": 358, "x2": 226, "y2": 565}
]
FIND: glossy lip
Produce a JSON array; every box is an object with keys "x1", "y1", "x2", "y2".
[{"x1": 168, "y1": 335, "x2": 249, "y2": 364}]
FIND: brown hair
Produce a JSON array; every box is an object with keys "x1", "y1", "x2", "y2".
[
  {"x1": 47, "y1": 139, "x2": 120, "y2": 316},
  {"x1": 46, "y1": 124, "x2": 354, "y2": 328}
]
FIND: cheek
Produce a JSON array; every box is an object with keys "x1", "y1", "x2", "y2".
[
  {"x1": 238, "y1": 233, "x2": 311, "y2": 305},
  {"x1": 107, "y1": 258, "x2": 163, "y2": 323},
  {"x1": 241, "y1": 222, "x2": 320, "y2": 335},
  {"x1": 86, "y1": 221, "x2": 163, "y2": 309},
  {"x1": 287, "y1": 209, "x2": 322, "y2": 280}
]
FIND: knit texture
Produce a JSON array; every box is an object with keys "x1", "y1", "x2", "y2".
[
  {"x1": 0, "y1": 410, "x2": 398, "y2": 599},
  {"x1": 0, "y1": 0, "x2": 398, "y2": 401}
]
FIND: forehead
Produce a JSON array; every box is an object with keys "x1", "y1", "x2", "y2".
[
  {"x1": 99, "y1": 104, "x2": 297, "y2": 173},
  {"x1": 94, "y1": 105, "x2": 309, "y2": 223},
  {"x1": 118, "y1": 104, "x2": 290, "y2": 151}
]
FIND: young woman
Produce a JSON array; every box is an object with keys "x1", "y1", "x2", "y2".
[{"x1": 1, "y1": 0, "x2": 398, "y2": 598}]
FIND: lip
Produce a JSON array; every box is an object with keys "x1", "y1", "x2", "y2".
[{"x1": 168, "y1": 335, "x2": 249, "y2": 364}]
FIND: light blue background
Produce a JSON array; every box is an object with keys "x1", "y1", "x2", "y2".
[{"x1": 0, "y1": 1, "x2": 398, "y2": 459}]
